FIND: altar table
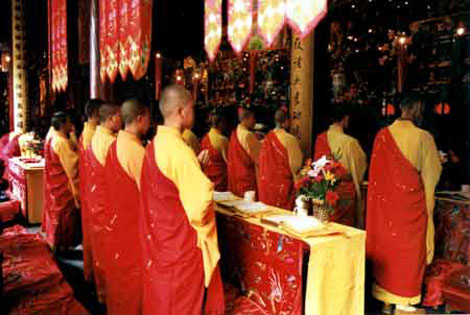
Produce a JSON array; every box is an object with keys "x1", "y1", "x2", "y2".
[
  {"x1": 8, "y1": 158, "x2": 44, "y2": 224},
  {"x1": 216, "y1": 205, "x2": 366, "y2": 315}
]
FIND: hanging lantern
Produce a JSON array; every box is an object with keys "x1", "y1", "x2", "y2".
[
  {"x1": 435, "y1": 102, "x2": 450, "y2": 115},
  {"x1": 257, "y1": 0, "x2": 285, "y2": 46},
  {"x1": 227, "y1": 0, "x2": 253, "y2": 53},
  {"x1": 286, "y1": 0, "x2": 327, "y2": 38},
  {"x1": 204, "y1": 0, "x2": 222, "y2": 61}
]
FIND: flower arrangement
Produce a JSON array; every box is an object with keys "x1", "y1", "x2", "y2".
[{"x1": 295, "y1": 155, "x2": 348, "y2": 213}]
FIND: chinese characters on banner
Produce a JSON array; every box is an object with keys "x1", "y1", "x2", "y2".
[
  {"x1": 50, "y1": 0, "x2": 68, "y2": 93},
  {"x1": 99, "y1": 0, "x2": 153, "y2": 84},
  {"x1": 12, "y1": 0, "x2": 28, "y2": 132},
  {"x1": 290, "y1": 34, "x2": 314, "y2": 155},
  {"x1": 204, "y1": 0, "x2": 222, "y2": 61}
]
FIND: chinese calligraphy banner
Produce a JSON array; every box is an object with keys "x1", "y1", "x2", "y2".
[
  {"x1": 204, "y1": 0, "x2": 222, "y2": 61},
  {"x1": 99, "y1": 0, "x2": 152, "y2": 83},
  {"x1": 50, "y1": 0, "x2": 68, "y2": 93}
]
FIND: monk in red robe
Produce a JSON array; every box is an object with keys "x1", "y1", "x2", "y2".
[
  {"x1": 313, "y1": 106, "x2": 367, "y2": 226},
  {"x1": 367, "y1": 94, "x2": 442, "y2": 313},
  {"x1": 258, "y1": 109, "x2": 303, "y2": 210},
  {"x1": 227, "y1": 107, "x2": 261, "y2": 198},
  {"x1": 78, "y1": 99, "x2": 102, "y2": 282},
  {"x1": 87, "y1": 102, "x2": 122, "y2": 303},
  {"x1": 201, "y1": 109, "x2": 229, "y2": 191},
  {"x1": 140, "y1": 85, "x2": 224, "y2": 315},
  {"x1": 42, "y1": 112, "x2": 80, "y2": 250},
  {"x1": 105, "y1": 99, "x2": 150, "y2": 314}
]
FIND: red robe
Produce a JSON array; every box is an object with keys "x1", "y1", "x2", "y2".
[
  {"x1": 140, "y1": 142, "x2": 224, "y2": 315},
  {"x1": 41, "y1": 138, "x2": 80, "y2": 248},
  {"x1": 366, "y1": 128, "x2": 427, "y2": 298},
  {"x1": 78, "y1": 135, "x2": 93, "y2": 282},
  {"x1": 42, "y1": 138, "x2": 52, "y2": 232},
  {"x1": 86, "y1": 145, "x2": 111, "y2": 302},
  {"x1": 227, "y1": 132, "x2": 256, "y2": 197},
  {"x1": 313, "y1": 132, "x2": 357, "y2": 226},
  {"x1": 104, "y1": 142, "x2": 142, "y2": 314},
  {"x1": 258, "y1": 132, "x2": 295, "y2": 210},
  {"x1": 201, "y1": 134, "x2": 227, "y2": 192}
]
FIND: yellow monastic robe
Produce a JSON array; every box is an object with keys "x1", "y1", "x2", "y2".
[
  {"x1": 91, "y1": 126, "x2": 116, "y2": 166},
  {"x1": 80, "y1": 122, "x2": 97, "y2": 150},
  {"x1": 116, "y1": 130, "x2": 145, "y2": 189},
  {"x1": 273, "y1": 128, "x2": 303, "y2": 178},
  {"x1": 237, "y1": 124, "x2": 261, "y2": 166},
  {"x1": 373, "y1": 119, "x2": 442, "y2": 305},
  {"x1": 182, "y1": 129, "x2": 201, "y2": 155},
  {"x1": 327, "y1": 124, "x2": 368, "y2": 225},
  {"x1": 208, "y1": 127, "x2": 229, "y2": 162},
  {"x1": 51, "y1": 133, "x2": 80, "y2": 206},
  {"x1": 155, "y1": 126, "x2": 220, "y2": 286}
]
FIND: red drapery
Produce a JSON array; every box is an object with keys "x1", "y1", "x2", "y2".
[
  {"x1": 50, "y1": 0, "x2": 68, "y2": 92},
  {"x1": 99, "y1": 0, "x2": 153, "y2": 84}
]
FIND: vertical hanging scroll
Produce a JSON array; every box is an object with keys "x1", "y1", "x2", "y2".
[
  {"x1": 227, "y1": 0, "x2": 253, "y2": 53},
  {"x1": 12, "y1": 0, "x2": 28, "y2": 132},
  {"x1": 204, "y1": 0, "x2": 222, "y2": 61}
]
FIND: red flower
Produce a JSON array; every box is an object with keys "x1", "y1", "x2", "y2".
[
  {"x1": 313, "y1": 174, "x2": 324, "y2": 183},
  {"x1": 325, "y1": 191, "x2": 340, "y2": 206},
  {"x1": 295, "y1": 176, "x2": 311, "y2": 190}
]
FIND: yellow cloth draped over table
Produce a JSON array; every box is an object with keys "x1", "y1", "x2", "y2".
[
  {"x1": 155, "y1": 126, "x2": 220, "y2": 287},
  {"x1": 372, "y1": 120, "x2": 442, "y2": 305},
  {"x1": 215, "y1": 205, "x2": 365, "y2": 315}
]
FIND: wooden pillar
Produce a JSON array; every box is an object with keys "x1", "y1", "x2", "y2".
[
  {"x1": 11, "y1": 0, "x2": 28, "y2": 133},
  {"x1": 290, "y1": 34, "x2": 314, "y2": 156},
  {"x1": 90, "y1": 0, "x2": 100, "y2": 99}
]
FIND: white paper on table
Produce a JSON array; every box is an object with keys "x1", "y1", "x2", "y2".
[
  {"x1": 264, "y1": 215, "x2": 324, "y2": 233},
  {"x1": 213, "y1": 191, "x2": 238, "y2": 202},
  {"x1": 234, "y1": 201, "x2": 268, "y2": 214}
]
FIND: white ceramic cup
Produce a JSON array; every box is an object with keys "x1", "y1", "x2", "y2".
[
  {"x1": 461, "y1": 185, "x2": 470, "y2": 193},
  {"x1": 244, "y1": 191, "x2": 256, "y2": 202}
]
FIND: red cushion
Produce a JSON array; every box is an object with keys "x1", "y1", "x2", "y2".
[
  {"x1": 0, "y1": 200, "x2": 20, "y2": 223},
  {"x1": 442, "y1": 266, "x2": 470, "y2": 312},
  {"x1": 423, "y1": 260, "x2": 465, "y2": 307}
]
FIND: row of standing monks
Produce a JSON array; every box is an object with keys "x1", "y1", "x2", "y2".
[{"x1": 41, "y1": 85, "x2": 442, "y2": 314}]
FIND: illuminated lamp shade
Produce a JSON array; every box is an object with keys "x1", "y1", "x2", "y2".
[
  {"x1": 258, "y1": 0, "x2": 286, "y2": 46},
  {"x1": 227, "y1": 0, "x2": 253, "y2": 53},
  {"x1": 435, "y1": 102, "x2": 450, "y2": 115},
  {"x1": 286, "y1": 0, "x2": 328, "y2": 38},
  {"x1": 204, "y1": 0, "x2": 222, "y2": 61}
]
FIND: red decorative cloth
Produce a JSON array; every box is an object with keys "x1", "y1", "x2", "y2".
[
  {"x1": 41, "y1": 138, "x2": 80, "y2": 248},
  {"x1": 78, "y1": 135, "x2": 93, "y2": 282},
  {"x1": 201, "y1": 134, "x2": 227, "y2": 192},
  {"x1": 423, "y1": 259, "x2": 465, "y2": 308},
  {"x1": 227, "y1": 132, "x2": 257, "y2": 197},
  {"x1": 442, "y1": 266, "x2": 470, "y2": 312},
  {"x1": 0, "y1": 199, "x2": 20, "y2": 222},
  {"x1": 50, "y1": 0, "x2": 68, "y2": 92},
  {"x1": 313, "y1": 132, "x2": 357, "y2": 226},
  {"x1": 1, "y1": 134, "x2": 20, "y2": 180},
  {"x1": 140, "y1": 142, "x2": 225, "y2": 315},
  {"x1": 366, "y1": 128, "x2": 427, "y2": 298},
  {"x1": 99, "y1": 0, "x2": 152, "y2": 83},
  {"x1": 104, "y1": 142, "x2": 142, "y2": 314},
  {"x1": 258, "y1": 131, "x2": 295, "y2": 210},
  {"x1": 86, "y1": 145, "x2": 111, "y2": 303}
]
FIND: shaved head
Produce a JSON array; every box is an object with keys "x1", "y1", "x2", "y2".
[
  {"x1": 274, "y1": 109, "x2": 289, "y2": 125},
  {"x1": 99, "y1": 102, "x2": 121, "y2": 124},
  {"x1": 238, "y1": 107, "x2": 254, "y2": 122},
  {"x1": 121, "y1": 99, "x2": 148, "y2": 126},
  {"x1": 160, "y1": 85, "x2": 192, "y2": 118}
]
